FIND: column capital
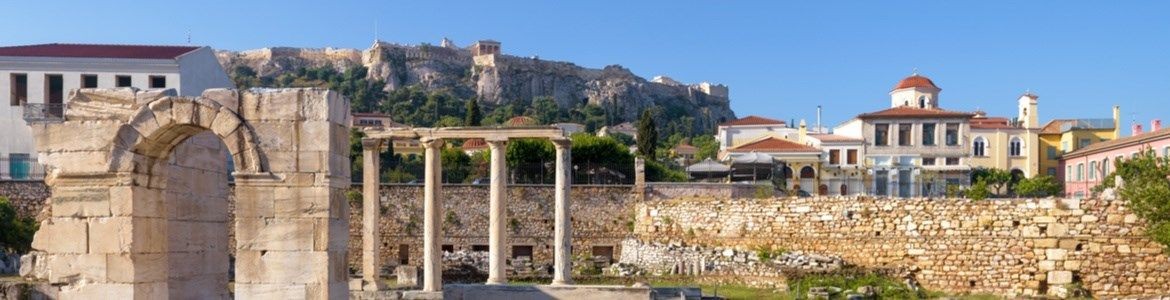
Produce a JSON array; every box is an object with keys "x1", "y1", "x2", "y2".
[
  {"x1": 420, "y1": 138, "x2": 445, "y2": 149},
  {"x1": 551, "y1": 138, "x2": 571, "y2": 149},
  {"x1": 485, "y1": 138, "x2": 508, "y2": 147},
  {"x1": 361, "y1": 138, "x2": 384, "y2": 149}
]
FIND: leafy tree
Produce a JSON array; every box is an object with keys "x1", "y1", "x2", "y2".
[
  {"x1": 1015, "y1": 175, "x2": 1064, "y2": 198},
  {"x1": 0, "y1": 197, "x2": 37, "y2": 253},
  {"x1": 692, "y1": 135, "x2": 719, "y2": 160},
  {"x1": 465, "y1": 98, "x2": 483, "y2": 126},
  {"x1": 570, "y1": 134, "x2": 634, "y2": 183},
  {"x1": 967, "y1": 179, "x2": 991, "y2": 200},
  {"x1": 972, "y1": 168, "x2": 1012, "y2": 196},
  {"x1": 528, "y1": 96, "x2": 563, "y2": 125},
  {"x1": 1098, "y1": 149, "x2": 1170, "y2": 248},
  {"x1": 636, "y1": 111, "x2": 658, "y2": 160},
  {"x1": 441, "y1": 147, "x2": 472, "y2": 183},
  {"x1": 506, "y1": 139, "x2": 555, "y2": 183},
  {"x1": 608, "y1": 132, "x2": 636, "y2": 146},
  {"x1": 348, "y1": 128, "x2": 399, "y2": 182},
  {"x1": 645, "y1": 160, "x2": 686, "y2": 182}
]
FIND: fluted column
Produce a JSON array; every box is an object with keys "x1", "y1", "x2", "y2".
[
  {"x1": 360, "y1": 138, "x2": 385, "y2": 291},
  {"x1": 551, "y1": 139, "x2": 573, "y2": 285},
  {"x1": 485, "y1": 139, "x2": 508, "y2": 284},
  {"x1": 421, "y1": 138, "x2": 444, "y2": 292}
]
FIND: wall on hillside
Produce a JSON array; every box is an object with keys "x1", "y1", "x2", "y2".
[{"x1": 634, "y1": 196, "x2": 1169, "y2": 298}]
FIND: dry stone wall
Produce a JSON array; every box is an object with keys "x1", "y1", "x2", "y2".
[
  {"x1": 635, "y1": 196, "x2": 1170, "y2": 298},
  {"x1": 0, "y1": 182, "x2": 49, "y2": 218}
]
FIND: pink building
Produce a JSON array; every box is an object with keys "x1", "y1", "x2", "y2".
[{"x1": 1061, "y1": 120, "x2": 1170, "y2": 198}]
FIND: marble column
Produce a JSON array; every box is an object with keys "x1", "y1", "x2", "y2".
[
  {"x1": 551, "y1": 139, "x2": 573, "y2": 285},
  {"x1": 421, "y1": 138, "x2": 444, "y2": 292},
  {"x1": 360, "y1": 138, "x2": 385, "y2": 291},
  {"x1": 485, "y1": 139, "x2": 508, "y2": 284}
]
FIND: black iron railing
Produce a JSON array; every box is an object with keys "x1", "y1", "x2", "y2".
[
  {"x1": 1, "y1": 156, "x2": 47, "y2": 181},
  {"x1": 22, "y1": 103, "x2": 65, "y2": 122}
]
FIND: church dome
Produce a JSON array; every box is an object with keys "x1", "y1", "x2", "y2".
[
  {"x1": 893, "y1": 74, "x2": 939, "y2": 90},
  {"x1": 504, "y1": 116, "x2": 539, "y2": 127}
]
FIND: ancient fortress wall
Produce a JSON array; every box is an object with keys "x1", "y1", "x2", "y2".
[{"x1": 635, "y1": 196, "x2": 1169, "y2": 298}]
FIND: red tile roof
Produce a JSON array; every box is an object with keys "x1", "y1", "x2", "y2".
[
  {"x1": 0, "y1": 43, "x2": 201, "y2": 59},
  {"x1": 970, "y1": 117, "x2": 1017, "y2": 130},
  {"x1": 719, "y1": 115, "x2": 785, "y2": 126},
  {"x1": 463, "y1": 138, "x2": 487, "y2": 149},
  {"x1": 809, "y1": 134, "x2": 863, "y2": 143},
  {"x1": 893, "y1": 74, "x2": 939, "y2": 90},
  {"x1": 857, "y1": 106, "x2": 974, "y2": 119},
  {"x1": 729, "y1": 137, "x2": 819, "y2": 153},
  {"x1": 505, "y1": 116, "x2": 539, "y2": 127}
]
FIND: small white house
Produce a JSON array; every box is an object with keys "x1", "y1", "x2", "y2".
[{"x1": 0, "y1": 43, "x2": 232, "y2": 180}]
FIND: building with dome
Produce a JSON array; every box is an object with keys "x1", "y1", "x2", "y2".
[{"x1": 833, "y1": 73, "x2": 975, "y2": 197}]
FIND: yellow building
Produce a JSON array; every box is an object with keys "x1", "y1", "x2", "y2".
[
  {"x1": 1037, "y1": 106, "x2": 1121, "y2": 177},
  {"x1": 967, "y1": 93, "x2": 1042, "y2": 178}
]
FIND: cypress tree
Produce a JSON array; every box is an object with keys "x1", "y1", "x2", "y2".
[
  {"x1": 636, "y1": 110, "x2": 658, "y2": 160},
  {"x1": 465, "y1": 98, "x2": 483, "y2": 126}
]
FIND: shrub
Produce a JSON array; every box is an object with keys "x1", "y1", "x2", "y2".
[
  {"x1": 1015, "y1": 175, "x2": 1064, "y2": 198},
  {"x1": 1100, "y1": 149, "x2": 1170, "y2": 250},
  {"x1": 0, "y1": 197, "x2": 38, "y2": 253},
  {"x1": 967, "y1": 180, "x2": 991, "y2": 201}
]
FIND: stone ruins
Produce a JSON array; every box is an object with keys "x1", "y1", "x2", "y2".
[{"x1": 21, "y1": 87, "x2": 352, "y2": 299}]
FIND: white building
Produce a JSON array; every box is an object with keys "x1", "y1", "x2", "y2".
[
  {"x1": 716, "y1": 115, "x2": 793, "y2": 152},
  {"x1": 0, "y1": 43, "x2": 232, "y2": 180}
]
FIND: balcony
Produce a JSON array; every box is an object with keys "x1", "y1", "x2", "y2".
[
  {"x1": 1, "y1": 155, "x2": 47, "y2": 181},
  {"x1": 22, "y1": 103, "x2": 65, "y2": 123}
]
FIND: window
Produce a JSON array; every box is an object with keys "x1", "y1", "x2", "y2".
[
  {"x1": 398, "y1": 244, "x2": 410, "y2": 265},
  {"x1": 898, "y1": 124, "x2": 912, "y2": 146},
  {"x1": 1062, "y1": 141, "x2": 1070, "y2": 152},
  {"x1": 922, "y1": 157, "x2": 936, "y2": 166},
  {"x1": 1076, "y1": 163, "x2": 1084, "y2": 181},
  {"x1": 511, "y1": 245, "x2": 534, "y2": 259},
  {"x1": 9, "y1": 73, "x2": 27, "y2": 106},
  {"x1": 7, "y1": 153, "x2": 31, "y2": 180},
  {"x1": 972, "y1": 137, "x2": 986, "y2": 157},
  {"x1": 846, "y1": 149, "x2": 858, "y2": 165},
  {"x1": 116, "y1": 75, "x2": 132, "y2": 87},
  {"x1": 829, "y1": 149, "x2": 841, "y2": 165},
  {"x1": 1047, "y1": 146, "x2": 1058, "y2": 160},
  {"x1": 1066, "y1": 166, "x2": 1073, "y2": 181},
  {"x1": 1047, "y1": 168, "x2": 1057, "y2": 176},
  {"x1": 945, "y1": 123, "x2": 959, "y2": 146},
  {"x1": 592, "y1": 246, "x2": 615, "y2": 264},
  {"x1": 1008, "y1": 137, "x2": 1023, "y2": 157},
  {"x1": 874, "y1": 124, "x2": 889, "y2": 146},
  {"x1": 945, "y1": 157, "x2": 960, "y2": 165},
  {"x1": 81, "y1": 74, "x2": 98, "y2": 88},
  {"x1": 441, "y1": 245, "x2": 454, "y2": 253},
  {"x1": 1102, "y1": 160, "x2": 1110, "y2": 177},
  {"x1": 471, "y1": 245, "x2": 489, "y2": 252},
  {"x1": 922, "y1": 123, "x2": 936, "y2": 146},
  {"x1": 1079, "y1": 138, "x2": 1091, "y2": 149},
  {"x1": 918, "y1": 96, "x2": 926, "y2": 108},
  {"x1": 149, "y1": 75, "x2": 166, "y2": 88},
  {"x1": 45, "y1": 74, "x2": 64, "y2": 105},
  {"x1": 1089, "y1": 162, "x2": 1097, "y2": 180},
  {"x1": 1165, "y1": 147, "x2": 1170, "y2": 157}
]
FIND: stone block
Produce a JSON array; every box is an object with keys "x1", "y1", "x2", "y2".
[
  {"x1": 1064, "y1": 260, "x2": 1082, "y2": 271},
  {"x1": 40, "y1": 151, "x2": 112, "y2": 175},
  {"x1": 299, "y1": 89, "x2": 332, "y2": 121},
  {"x1": 34, "y1": 120, "x2": 121, "y2": 152},
  {"x1": 235, "y1": 186, "x2": 276, "y2": 218},
  {"x1": 396, "y1": 265, "x2": 421, "y2": 287},
  {"x1": 106, "y1": 253, "x2": 167, "y2": 283},
  {"x1": 52, "y1": 186, "x2": 112, "y2": 217},
  {"x1": 57, "y1": 283, "x2": 134, "y2": 299},
  {"x1": 1045, "y1": 249, "x2": 1068, "y2": 261},
  {"x1": 252, "y1": 122, "x2": 299, "y2": 150},
  {"x1": 235, "y1": 283, "x2": 308, "y2": 299},
  {"x1": 1058, "y1": 239, "x2": 1079, "y2": 250},
  {"x1": 1038, "y1": 260, "x2": 1056, "y2": 271},
  {"x1": 109, "y1": 186, "x2": 165, "y2": 218},
  {"x1": 31, "y1": 218, "x2": 88, "y2": 254},
  {"x1": 236, "y1": 250, "x2": 329, "y2": 284},
  {"x1": 236, "y1": 218, "x2": 318, "y2": 251},
  {"x1": 195, "y1": 99, "x2": 223, "y2": 129},
  {"x1": 297, "y1": 121, "x2": 333, "y2": 152},
  {"x1": 1047, "y1": 271, "x2": 1073, "y2": 284},
  {"x1": 250, "y1": 89, "x2": 303, "y2": 121},
  {"x1": 134, "y1": 88, "x2": 175, "y2": 106},
  {"x1": 210, "y1": 107, "x2": 242, "y2": 139},
  {"x1": 171, "y1": 97, "x2": 197, "y2": 125},
  {"x1": 1033, "y1": 216, "x2": 1056, "y2": 223},
  {"x1": 202, "y1": 88, "x2": 240, "y2": 112},
  {"x1": 1046, "y1": 223, "x2": 1069, "y2": 237},
  {"x1": 148, "y1": 97, "x2": 175, "y2": 127},
  {"x1": 88, "y1": 217, "x2": 134, "y2": 253},
  {"x1": 275, "y1": 187, "x2": 332, "y2": 218},
  {"x1": 130, "y1": 217, "x2": 167, "y2": 254},
  {"x1": 47, "y1": 253, "x2": 108, "y2": 283},
  {"x1": 1034, "y1": 238, "x2": 1057, "y2": 248}
]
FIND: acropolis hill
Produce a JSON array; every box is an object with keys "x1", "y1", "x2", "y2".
[{"x1": 215, "y1": 39, "x2": 737, "y2": 128}]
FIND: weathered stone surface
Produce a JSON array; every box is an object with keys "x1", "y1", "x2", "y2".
[{"x1": 31, "y1": 218, "x2": 88, "y2": 254}]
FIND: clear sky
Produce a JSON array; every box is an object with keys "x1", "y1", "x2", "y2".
[{"x1": 4, "y1": 1, "x2": 1168, "y2": 132}]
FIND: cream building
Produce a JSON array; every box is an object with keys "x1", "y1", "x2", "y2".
[
  {"x1": 965, "y1": 93, "x2": 1042, "y2": 179},
  {"x1": 715, "y1": 115, "x2": 794, "y2": 152}
]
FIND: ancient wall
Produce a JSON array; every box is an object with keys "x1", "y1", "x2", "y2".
[
  {"x1": 0, "y1": 181, "x2": 49, "y2": 218},
  {"x1": 345, "y1": 184, "x2": 640, "y2": 276},
  {"x1": 634, "y1": 196, "x2": 1170, "y2": 298}
]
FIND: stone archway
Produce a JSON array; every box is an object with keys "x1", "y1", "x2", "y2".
[{"x1": 23, "y1": 88, "x2": 351, "y2": 299}]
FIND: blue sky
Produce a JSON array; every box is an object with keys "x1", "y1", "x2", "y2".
[{"x1": 4, "y1": 1, "x2": 1168, "y2": 131}]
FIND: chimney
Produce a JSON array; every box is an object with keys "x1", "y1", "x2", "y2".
[
  {"x1": 1153, "y1": 119, "x2": 1162, "y2": 132},
  {"x1": 1133, "y1": 124, "x2": 1143, "y2": 136},
  {"x1": 798, "y1": 119, "x2": 808, "y2": 143},
  {"x1": 1113, "y1": 105, "x2": 1121, "y2": 138}
]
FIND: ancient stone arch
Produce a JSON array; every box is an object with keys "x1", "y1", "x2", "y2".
[{"x1": 22, "y1": 88, "x2": 351, "y2": 299}]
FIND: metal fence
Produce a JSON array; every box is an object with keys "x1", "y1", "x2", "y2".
[
  {"x1": 23, "y1": 103, "x2": 65, "y2": 122},
  {"x1": 1, "y1": 155, "x2": 47, "y2": 181}
]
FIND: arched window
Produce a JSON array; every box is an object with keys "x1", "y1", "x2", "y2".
[
  {"x1": 1076, "y1": 163, "x2": 1084, "y2": 181},
  {"x1": 1008, "y1": 137, "x2": 1023, "y2": 157},
  {"x1": 800, "y1": 166, "x2": 816, "y2": 179},
  {"x1": 1102, "y1": 159, "x2": 1110, "y2": 178},
  {"x1": 1066, "y1": 166, "x2": 1073, "y2": 182},
  {"x1": 839, "y1": 184, "x2": 848, "y2": 196},
  {"x1": 918, "y1": 96, "x2": 926, "y2": 108},
  {"x1": 972, "y1": 137, "x2": 987, "y2": 157},
  {"x1": 1089, "y1": 162, "x2": 1098, "y2": 180}
]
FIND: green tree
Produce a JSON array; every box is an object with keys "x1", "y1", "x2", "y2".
[
  {"x1": 691, "y1": 135, "x2": 719, "y2": 160},
  {"x1": 972, "y1": 168, "x2": 1012, "y2": 197},
  {"x1": 570, "y1": 133, "x2": 634, "y2": 183},
  {"x1": 609, "y1": 132, "x2": 636, "y2": 146},
  {"x1": 1015, "y1": 175, "x2": 1064, "y2": 198},
  {"x1": 636, "y1": 111, "x2": 658, "y2": 160},
  {"x1": 645, "y1": 160, "x2": 687, "y2": 182},
  {"x1": 528, "y1": 96, "x2": 562, "y2": 125},
  {"x1": 0, "y1": 197, "x2": 37, "y2": 253},
  {"x1": 967, "y1": 179, "x2": 991, "y2": 201},
  {"x1": 1098, "y1": 149, "x2": 1170, "y2": 248},
  {"x1": 506, "y1": 139, "x2": 555, "y2": 183},
  {"x1": 465, "y1": 98, "x2": 483, "y2": 126},
  {"x1": 441, "y1": 147, "x2": 472, "y2": 183}
]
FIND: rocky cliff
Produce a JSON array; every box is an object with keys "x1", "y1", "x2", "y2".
[{"x1": 216, "y1": 40, "x2": 736, "y2": 131}]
